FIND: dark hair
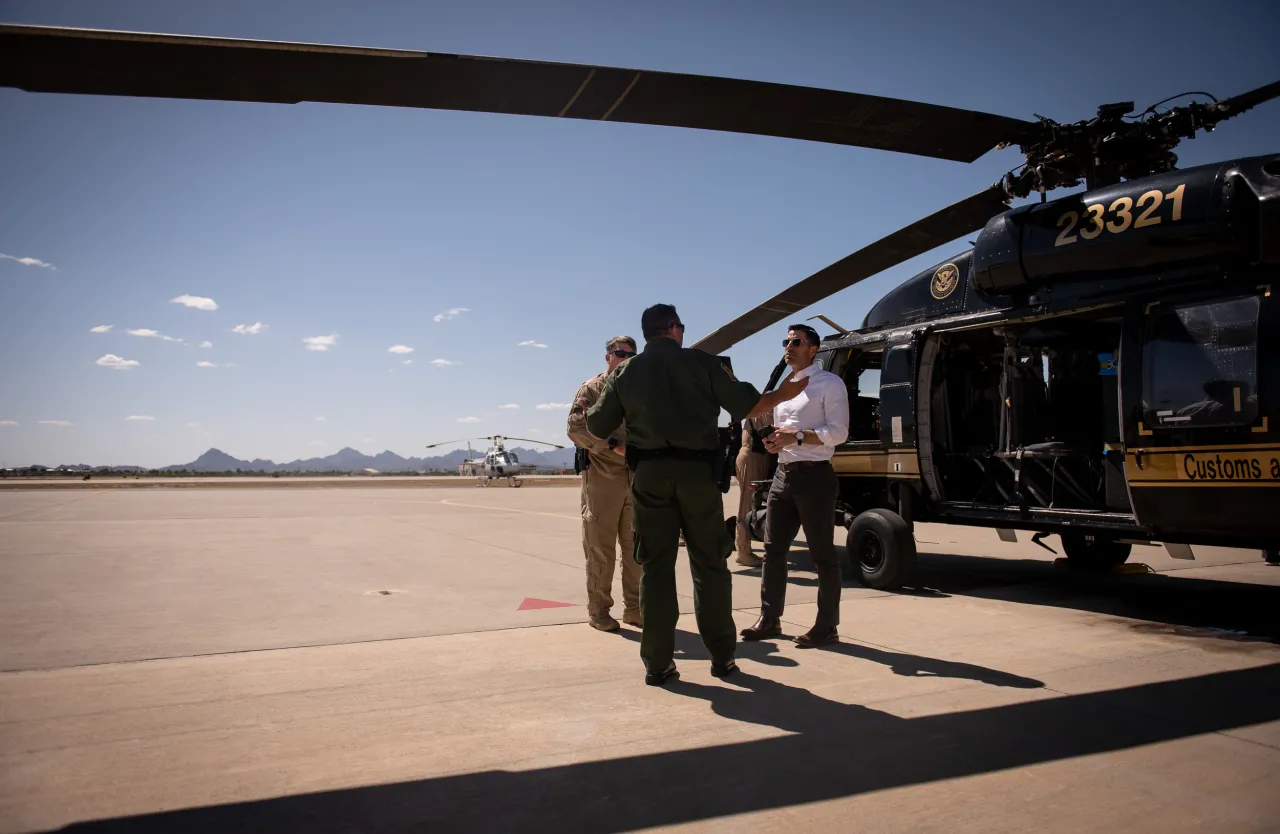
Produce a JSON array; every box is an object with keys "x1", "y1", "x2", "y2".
[
  {"x1": 787, "y1": 323, "x2": 821, "y2": 346},
  {"x1": 605, "y1": 335, "x2": 637, "y2": 353},
  {"x1": 641, "y1": 304, "x2": 682, "y2": 340}
]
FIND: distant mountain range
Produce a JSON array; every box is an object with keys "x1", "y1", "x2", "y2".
[{"x1": 32, "y1": 445, "x2": 577, "y2": 474}]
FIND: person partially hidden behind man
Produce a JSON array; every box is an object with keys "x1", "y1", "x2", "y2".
[
  {"x1": 741, "y1": 323, "x2": 850, "y2": 648},
  {"x1": 585, "y1": 304, "x2": 808, "y2": 685},
  {"x1": 567, "y1": 336, "x2": 640, "y2": 631}
]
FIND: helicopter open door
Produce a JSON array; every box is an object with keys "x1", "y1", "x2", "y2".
[{"x1": 1120, "y1": 284, "x2": 1279, "y2": 546}]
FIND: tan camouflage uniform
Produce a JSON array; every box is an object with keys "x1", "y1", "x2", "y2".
[
  {"x1": 735, "y1": 413, "x2": 775, "y2": 566},
  {"x1": 567, "y1": 367, "x2": 640, "y2": 628}
]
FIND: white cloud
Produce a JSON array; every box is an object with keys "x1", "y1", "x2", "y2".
[
  {"x1": 186, "y1": 422, "x2": 200, "y2": 428},
  {"x1": 125, "y1": 415, "x2": 156, "y2": 421},
  {"x1": 90, "y1": 325, "x2": 113, "y2": 333},
  {"x1": 196, "y1": 360, "x2": 217, "y2": 368},
  {"x1": 433, "y1": 307, "x2": 471, "y2": 323},
  {"x1": 39, "y1": 420, "x2": 73, "y2": 426},
  {"x1": 518, "y1": 340, "x2": 548, "y2": 348},
  {"x1": 431, "y1": 358, "x2": 455, "y2": 367},
  {"x1": 387, "y1": 345, "x2": 414, "y2": 354},
  {"x1": 315, "y1": 417, "x2": 327, "y2": 422},
  {"x1": 303, "y1": 334, "x2": 337, "y2": 351},
  {"x1": 498, "y1": 403, "x2": 521, "y2": 410},
  {"x1": 233, "y1": 322, "x2": 265, "y2": 335},
  {"x1": 199, "y1": 341, "x2": 213, "y2": 348},
  {"x1": 171, "y1": 295, "x2": 217, "y2": 311},
  {"x1": 96, "y1": 354, "x2": 139, "y2": 370},
  {"x1": 403, "y1": 359, "x2": 413, "y2": 365},
  {"x1": 456, "y1": 416, "x2": 482, "y2": 423},
  {"x1": 128, "y1": 328, "x2": 182, "y2": 342},
  {"x1": 0, "y1": 420, "x2": 18, "y2": 427},
  {"x1": 1, "y1": 253, "x2": 55, "y2": 270},
  {"x1": 536, "y1": 403, "x2": 571, "y2": 410}
]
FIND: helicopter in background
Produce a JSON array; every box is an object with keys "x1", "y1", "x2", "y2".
[{"x1": 425, "y1": 435, "x2": 566, "y2": 487}]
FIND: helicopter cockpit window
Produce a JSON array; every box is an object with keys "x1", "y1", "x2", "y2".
[{"x1": 1142, "y1": 296, "x2": 1261, "y2": 429}]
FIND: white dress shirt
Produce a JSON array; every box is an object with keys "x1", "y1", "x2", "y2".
[{"x1": 772, "y1": 363, "x2": 850, "y2": 463}]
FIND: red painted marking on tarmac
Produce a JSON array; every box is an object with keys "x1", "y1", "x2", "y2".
[{"x1": 518, "y1": 597, "x2": 576, "y2": 611}]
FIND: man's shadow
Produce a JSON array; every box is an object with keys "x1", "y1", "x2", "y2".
[
  {"x1": 616, "y1": 626, "x2": 1043, "y2": 691},
  {"x1": 615, "y1": 627, "x2": 799, "y2": 669},
  {"x1": 826, "y1": 641, "x2": 1043, "y2": 688}
]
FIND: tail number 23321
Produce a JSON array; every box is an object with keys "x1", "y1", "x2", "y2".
[{"x1": 1055, "y1": 184, "x2": 1186, "y2": 247}]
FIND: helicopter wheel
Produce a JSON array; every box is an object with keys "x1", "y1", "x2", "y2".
[
  {"x1": 1262, "y1": 547, "x2": 1279, "y2": 566},
  {"x1": 845, "y1": 509, "x2": 916, "y2": 590},
  {"x1": 510, "y1": 477, "x2": 523, "y2": 488},
  {"x1": 1060, "y1": 533, "x2": 1131, "y2": 571}
]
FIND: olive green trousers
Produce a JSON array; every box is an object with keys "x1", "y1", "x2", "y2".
[{"x1": 631, "y1": 459, "x2": 737, "y2": 672}]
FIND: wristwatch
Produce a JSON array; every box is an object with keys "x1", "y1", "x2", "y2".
[
  {"x1": 796, "y1": 430, "x2": 806, "y2": 446},
  {"x1": 608, "y1": 437, "x2": 619, "y2": 451}
]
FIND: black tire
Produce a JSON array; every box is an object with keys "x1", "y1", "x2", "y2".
[
  {"x1": 846, "y1": 508, "x2": 917, "y2": 590},
  {"x1": 1264, "y1": 548, "x2": 1280, "y2": 566},
  {"x1": 1060, "y1": 533, "x2": 1131, "y2": 570}
]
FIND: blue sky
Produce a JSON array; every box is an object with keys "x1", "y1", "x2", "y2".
[{"x1": 1, "y1": 0, "x2": 1277, "y2": 467}]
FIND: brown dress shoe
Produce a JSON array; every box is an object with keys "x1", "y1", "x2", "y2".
[
  {"x1": 795, "y1": 625, "x2": 838, "y2": 649},
  {"x1": 740, "y1": 615, "x2": 783, "y2": 641}
]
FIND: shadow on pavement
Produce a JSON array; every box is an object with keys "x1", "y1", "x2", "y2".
[
  {"x1": 754, "y1": 544, "x2": 1279, "y2": 642},
  {"x1": 904, "y1": 551, "x2": 1280, "y2": 642},
  {"x1": 55, "y1": 631, "x2": 1279, "y2": 833}
]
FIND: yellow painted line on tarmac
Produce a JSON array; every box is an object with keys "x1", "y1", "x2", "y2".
[{"x1": 440, "y1": 498, "x2": 579, "y2": 521}]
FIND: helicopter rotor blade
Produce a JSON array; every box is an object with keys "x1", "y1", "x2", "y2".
[
  {"x1": 1212, "y1": 78, "x2": 1280, "y2": 121},
  {"x1": 424, "y1": 438, "x2": 480, "y2": 449},
  {"x1": 690, "y1": 184, "x2": 1011, "y2": 356},
  {"x1": 494, "y1": 436, "x2": 567, "y2": 449},
  {"x1": 0, "y1": 24, "x2": 1034, "y2": 163}
]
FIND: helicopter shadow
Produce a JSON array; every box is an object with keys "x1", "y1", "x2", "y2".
[{"x1": 903, "y1": 550, "x2": 1280, "y2": 642}]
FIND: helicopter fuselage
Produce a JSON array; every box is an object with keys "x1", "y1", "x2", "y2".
[{"x1": 747, "y1": 152, "x2": 1279, "y2": 571}]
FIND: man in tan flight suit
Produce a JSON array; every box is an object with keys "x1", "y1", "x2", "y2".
[
  {"x1": 735, "y1": 413, "x2": 775, "y2": 567},
  {"x1": 567, "y1": 336, "x2": 641, "y2": 631}
]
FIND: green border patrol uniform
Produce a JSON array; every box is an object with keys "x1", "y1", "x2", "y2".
[{"x1": 586, "y1": 337, "x2": 761, "y2": 676}]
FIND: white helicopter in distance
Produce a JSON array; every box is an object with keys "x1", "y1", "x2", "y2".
[{"x1": 425, "y1": 435, "x2": 566, "y2": 487}]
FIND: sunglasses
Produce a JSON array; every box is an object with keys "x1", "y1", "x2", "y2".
[
  {"x1": 611, "y1": 349, "x2": 635, "y2": 358},
  {"x1": 782, "y1": 338, "x2": 810, "y2": 347}
]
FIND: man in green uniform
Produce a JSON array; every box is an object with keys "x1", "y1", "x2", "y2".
[{"x1": 586, "y1": 303, "x2": 808, "y2": 685}]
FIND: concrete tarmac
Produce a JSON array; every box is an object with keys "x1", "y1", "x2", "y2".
[{"x1": 1, "y1": 486, "x2": 1278, "y2": 832}]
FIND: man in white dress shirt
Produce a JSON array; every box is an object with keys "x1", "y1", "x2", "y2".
[{"x1": 740, "y1": 323, "x2": 850, "y2": 648}]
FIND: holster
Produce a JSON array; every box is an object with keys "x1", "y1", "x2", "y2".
[
  {"x1": 715, "y1": 423, "x2": 743, "y2": 494},
  {"x1": 573, "y1": 446, "x2": 590, "y2": 474}
]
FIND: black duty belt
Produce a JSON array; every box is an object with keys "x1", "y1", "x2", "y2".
[
  {"x1": 778, "y1": 459, "x2": 834, "y2": 471},
  {"x1": 626, "y1": 445, "x2": 718, "y2": 469}
]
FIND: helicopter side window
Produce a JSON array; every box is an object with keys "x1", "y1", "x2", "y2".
[
  {"x1": 1141, "y1": 296, "x2": 1261, "y2": 429},
  {"x1": 843, "y1": 348, "x2": 883, "y2": 443}
]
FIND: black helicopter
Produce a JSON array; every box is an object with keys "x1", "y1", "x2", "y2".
[{"x1": 2, "y1": 24, "x2": 1277, "y2": 586}]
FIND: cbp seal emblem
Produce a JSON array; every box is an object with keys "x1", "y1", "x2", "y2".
[{"x1": 930, "y1": 262, "x2": 960, "y2": 300}]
